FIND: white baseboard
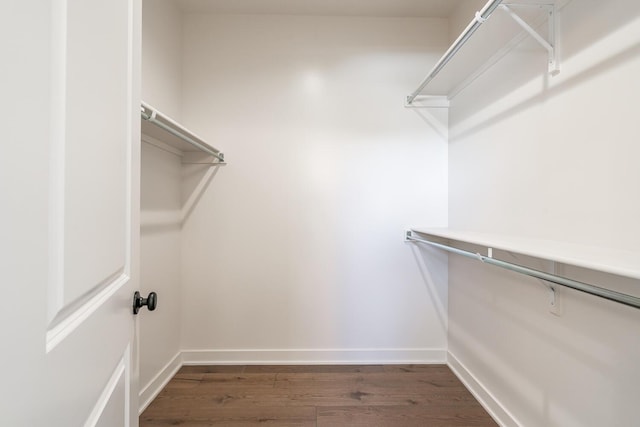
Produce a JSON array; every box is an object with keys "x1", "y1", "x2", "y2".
[
  {"x1": 447, "y1": 351, "x2": 520, "y2": 427},
  {"x1": 138, "y1": 351, "x2": 183, "y2": 415},
  {"x1": 181, "y1": 348, "x2": 447, "y2": 365}
]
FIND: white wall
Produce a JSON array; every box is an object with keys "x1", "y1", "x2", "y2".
[
  {"x1": 138, "y1": 2, "x2": 640, "y2": 424},
  {"x1": 139, "y1": 0, "x2": 184, "y2": 408},
  {"x1": 139, "y1": 143, "x2": 183, "y2": 404},
  {"x1": 449, "y1": 0, "x2": 640, "y2": 249},
  {"x1": 141, "y1": 0, "x2": 183, "y2": 120},
  {"x1": 447, "y1": 0, "x2": 640, "y2": 425},
  {"x1": 179, "y1": 14, "x2": 450, "y2": 363}
]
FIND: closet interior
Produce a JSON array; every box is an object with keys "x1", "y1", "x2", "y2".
[{"x1": 138, "y1": 0, "x2": 640, "y2": 426}]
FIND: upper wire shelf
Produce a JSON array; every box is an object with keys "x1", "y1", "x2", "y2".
[
  {"x1": 141, "y1": 102, "x2": 225, "y2": 163},
  {"x1": 406, "y1": 0, "x2": 559, "y2": 107}
]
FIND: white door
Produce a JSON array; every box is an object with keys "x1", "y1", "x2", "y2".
[{"x1": 1, "y1": 0, "x2": 141, "y2": 425}]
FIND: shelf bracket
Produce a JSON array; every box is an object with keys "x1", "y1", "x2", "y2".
[
  {"x1": 500, "y1": 4, "x2": 560, "y2": 75},
  {"x1": 403, "y1": 95, "x2": 450, "y2": 109}
]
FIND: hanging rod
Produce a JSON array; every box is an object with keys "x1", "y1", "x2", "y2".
[
  {"x1": 406, "y1": 0, "x2": 504, "y2": 105},
  {"x1": 405, "y1": 231, "x2": 640, "y2": 310},
  {"x1": 141, "y1": 102, "x2": 224, "y2": 162}
]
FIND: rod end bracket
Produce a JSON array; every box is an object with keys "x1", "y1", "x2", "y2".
[{"x1": 405, "y1": 230, "x2": 414, "y2": 242}]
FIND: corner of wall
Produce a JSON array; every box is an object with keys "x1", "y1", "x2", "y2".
[
  {"x1": 138, "y1": 351, "x2": 183, "y2": 415},
  {"x1": 447, "y1": 351, "x2": 519, "y2": 427}
]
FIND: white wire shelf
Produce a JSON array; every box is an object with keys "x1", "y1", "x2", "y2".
[
  {"x1": 141, "y1": 101, "x2": 224, "y2": 162},
  {"x1": 409, "y1": 227, "x2": 640, "y2": 281},
  {"x1": 406, "y1": 0, "x2": 559, "y2": 106}
]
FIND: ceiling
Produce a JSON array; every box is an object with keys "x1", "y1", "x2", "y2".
[{"x1": 176, "y1": 0, "x2": 468, "y2": 18}]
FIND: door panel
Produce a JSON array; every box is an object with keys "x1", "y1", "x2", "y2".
[
  {"x1": 45, "y1": 310, "x2": 133, "y2": 426},
  {"x1": 0, "y1": 0, "x2": 141, "y2": 425},
  {"x1": 48, "y1": 0, "x2": 137, "y2": 342},
  {"x1": 61, "y1": 0, "x2": 130, "y2": 309},
  {"x1": 92, "y1": 355, "x2": 128, "y2": 427}
]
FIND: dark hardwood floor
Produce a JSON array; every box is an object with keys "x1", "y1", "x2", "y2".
[{"x1": 140, "y1": 364, "x2": 498, "y2": 426}]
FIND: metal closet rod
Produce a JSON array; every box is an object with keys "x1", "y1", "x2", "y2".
[
  {"x1": 141, "y1": 104, "x2": 225, "y2": 162},
  {"x1": 406, "y1": 232, "x2": 640, "y2": 310},
  {"x1": 406, "y1": 0, "x2": 504, "y2": 105}
]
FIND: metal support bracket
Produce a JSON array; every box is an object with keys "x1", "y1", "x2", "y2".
[
  {"x1": 405, "y1": 230, "x2": 413, "y2": 242},
  {"x1": 548, "y1": 285, "x2": 557, "y2": 306},
  {"x1": 546, "y1": 261, "x2": 562, "y2": 315},
  {"x1": 500, "y1": 3, "x2": 560, "y2": 75},
  {"x1": 404, "y1": 95, "x2": 450, "y2": 109}
]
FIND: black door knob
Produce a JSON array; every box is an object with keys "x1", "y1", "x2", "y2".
[{"x1": 133, "y1": 291, "x2": 158, "y2": 314}]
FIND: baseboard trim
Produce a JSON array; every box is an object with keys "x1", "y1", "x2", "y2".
[
  {"x1": 138, "y1": 351, "x2": 183, "y2": 415},
  {"x1": 447, "y1": 351, "x2": 520, "y2": 427},
  {"x1": 181, "y1": 348, "x2": 447, "y2": 365}
]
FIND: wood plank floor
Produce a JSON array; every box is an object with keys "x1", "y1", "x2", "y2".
[{"x1": 140, "y1": 365, "x2": 498, "y2": 426}]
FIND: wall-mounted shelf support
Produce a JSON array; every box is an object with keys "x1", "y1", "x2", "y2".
[
  {"x1": 500, "y1": 3, "x2": 559, "y2": 75},
  {"x1": 405, "y1": 230, "x2": 640, "y2": 310}
]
